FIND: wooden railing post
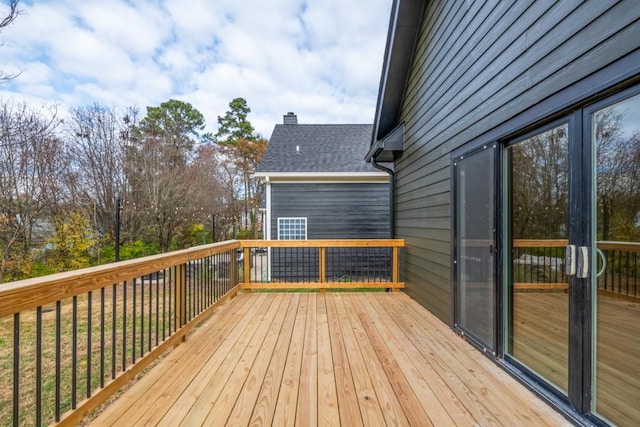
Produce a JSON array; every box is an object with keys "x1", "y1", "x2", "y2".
[
  {"x1": 243, "y1": 247, "x2": 251, "y2": 293},
  {"x1": 392, "y1": 247, "x2": 400, "y2": 292},
  {"x1": 319, "y1": 247, "x2": 326, "y2": 293},
  {"x1": 230, "y1": 250, "x2": 237, "y2": 290}
]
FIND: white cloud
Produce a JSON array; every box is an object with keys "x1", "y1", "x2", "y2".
[{"x1": 1, "y1": 0, "x2": 393, "y2": 137}]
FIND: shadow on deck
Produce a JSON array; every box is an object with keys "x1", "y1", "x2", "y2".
[{"x1": 89, "y1": 292, "x2": 569, "y2": 426}]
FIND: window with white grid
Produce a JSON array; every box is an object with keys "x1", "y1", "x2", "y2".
[{"x1": 277, "y1": 217, "x2": 307, "y2": 240}]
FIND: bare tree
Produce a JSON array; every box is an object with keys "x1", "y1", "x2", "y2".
[
  {"x1": 191, "y1": 144, "x2": 238, "y2": 241},
  {"x1": 124, "y1": 134, "x2": 196, "y2": 251},
  {"x1": 1, "y1": 0, "x2": 21, "y2": 82},
  {"x1": 511, "y1": 125, "x2": 569, "y2": 239},
  {"x1": 66, "y1": 104, "x2": 134, "y2": 236},
  {"x1": 0, "y1": 101, "x2": 65, "y2": 283}
]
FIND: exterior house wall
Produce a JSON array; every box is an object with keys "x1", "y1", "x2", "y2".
[
  {"x1": 270, "y1": 182, "x2": 390, "y2": 239},
  {"x1": 394, "y1": 0, "x2": 640, "y2": 324},
  {"x1": 269, "y1": 182, "x2": 390, "y2": 281}
]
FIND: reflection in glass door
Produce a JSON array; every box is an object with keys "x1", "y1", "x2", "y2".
[
  {"x1": 505, "y1": 123, "x2": 569, "y2": 393},
  {"x1": 455, "y1": 145, "x2": 495, "y2": 350},
  {"x1": 592, "y1": 92, "x2": 640, "y2": 426}
]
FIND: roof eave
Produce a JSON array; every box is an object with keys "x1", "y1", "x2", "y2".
[
  {"x1": 254, "y1": 171, "x2": 389, "y2": 179},
  {"x1": 371, "y1": 0, "x2": 426, "y2": 148}
]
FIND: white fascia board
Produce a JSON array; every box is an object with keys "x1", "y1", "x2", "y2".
[{"x1": 253, "y1": 171, "x2": 388, "y2": 179}]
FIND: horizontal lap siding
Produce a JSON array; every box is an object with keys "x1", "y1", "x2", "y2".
[
  {"x1": 270, "y1": 183, "x2": 390, "y2": 239},
  {"x1": 395, "y1": 0, "x2": 640, "y2": 324}
]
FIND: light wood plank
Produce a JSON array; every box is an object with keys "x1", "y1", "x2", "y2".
[
  {"x1": 363, "y1": 293, "x2": 477, "y2": 426},
  {"x1": 152, "y1": 294, "x2": 273, "y2": 426},
  {"x1": 176, "y1": 294, "x2": 285, "y2": 426},
  {"x1": 271, "y1": 294, "x2": 308, "y2": 426},
  {"x1": 316, "y1": 295, "x2": 340, "y2": 426},
  {"x1": 296, "y1": 293, "x2": 318, "y2": 426},
  {"x1": 382, "y1": 293, "x2": 569, "y2": 424},
  {"x1": 338, "y1": 295, "x2": 410, "y2": 427},
  {"x1": 203, "y1": 294, "x2": 291, "y2": 426},
  {"x1": 324, "y1": 295, "x2": 365, "y2": 427},
  {"x1": 87, "y1": 293, "x2": 574, "y2": 427},
  {"x1": 243, "y1": 293, "x2": 300, "y2": 426},
  {"x1": 349, "y1": 294, "x2": 433, "y2": 426},
  {"x1": 93, "y1": 292, "x2": 251, "y2": 426}
]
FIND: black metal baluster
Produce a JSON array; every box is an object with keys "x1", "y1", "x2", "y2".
[
  {"x1": 196, "y1": 260, "x2": 200, "y2": 312},
  {"x1": 206, "y1": 256, "x2": 210, "y2": 306},
  {"x1": 55, "y1": 301, "x2": 61, "y2": 421},
  {"x1": 214, "y1": 255, "x2": 219, "y2": 300},
  {"x1": 632, "y1": 250, "x2": 637, "y2": 296},
  {"x1": 36, "y1": 306, "x2": 42, "y2": 427},
  {"x1": 87, "y1": 291, "x2": 92, "y2": 398},
  {"x1": 156, "y1": 273, "x2": 160, "y2": 346},
  {"x1": 149, "y1": 276, "x2": 152, "y2": 352},
  {"x1": 604, "y1": 251, "x2": 609, "y2": 290},
  {"x1": 140, "y1": 277, "x2": 144, "y2": 357},
  {"x1": 618, "y1": 250, "x2": 622, "y2": 294},
  {"x1": 197, "y1": 260, "x2": 201, "y2": 315},
  {"x1": 625, "y1": 251, "x2": 630, "y2": 295},
  {"x1": 162, "y1": 270, "x2": 167, "y2": 341},
  {"x1": 168, "y1": 268, "x2": 173, "y2": 335},
  {"x1": 122, "y1": 281, "x2": 127, "y2": 372},
  {"x1": 72, "y1": 296, "x2": 77, "y2": 409},
  {"x1": 13, "y1": 313, "x2": 19, "y2": 427},
  {"x1": 101, "y1": 287, "x2": 105, "y2": 388},
  {"x1": 111, "y1": 284, "x2": 116, "y2": 379},
  {"x1": 187, "y1": 262, "x2": 191, "y2": 321},
  {"x1": 133, "y1": 278, "x2": 137, "y2": 364}
]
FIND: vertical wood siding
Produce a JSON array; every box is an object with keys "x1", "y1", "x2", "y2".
[{"x1": 394, "y1": 0, "x2": 640, "y2": 323}]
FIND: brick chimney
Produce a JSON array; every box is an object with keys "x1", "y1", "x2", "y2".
[{"x1": 283, "y1": 112, "x2": 298, "y2": 125}]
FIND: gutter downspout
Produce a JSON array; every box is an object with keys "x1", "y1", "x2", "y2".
[{"x1": 370, "y1": 157, "x2": 395, "y2": 239}]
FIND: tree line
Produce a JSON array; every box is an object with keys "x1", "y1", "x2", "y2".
[
  {"x1": 510, "y1": 108, "x2": 640, "y2": 242},
  {"x1": 0, "y1": 97, "x2": 267, "y2": 283}
]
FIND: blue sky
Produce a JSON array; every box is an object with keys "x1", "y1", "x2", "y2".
[{"x1": 0, "y1": 0, "x2": 393, "y2": 138}]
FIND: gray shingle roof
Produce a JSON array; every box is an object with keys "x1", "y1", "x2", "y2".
[{"x1": 257, "y1": 124, "x2": 377, "y2": 173}]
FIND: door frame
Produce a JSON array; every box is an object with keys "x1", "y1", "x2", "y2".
[
  {"x1": 581, "y1": 84, "x2": 640, "y2": 424},
  {"x1": 452, "y1": 143, "x2": 500, "y2": 355}
]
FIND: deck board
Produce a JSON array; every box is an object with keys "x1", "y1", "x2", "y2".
[{"x1": 89, "y1": 292, "x2": 571, "y2": 426}]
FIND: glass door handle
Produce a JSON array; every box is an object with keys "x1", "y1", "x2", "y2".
[
  {"x1": 566, "y1": 245, "x2": 576, "y2": 276},
  {"x1": 566, "y1": 245, "x2": 589, "y2": 278},
  {"x1": 576, "y1": 246, "x2": 589, "y2": 279},
  {"x1": 595, "y1": 247, "x2": 607, "y2": 278}
]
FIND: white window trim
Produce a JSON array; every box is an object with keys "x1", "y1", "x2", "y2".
[{"x1": 277, "y1": 217, "x2": 307, "y2": 240}]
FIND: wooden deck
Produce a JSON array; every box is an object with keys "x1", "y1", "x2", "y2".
[{"x1": 90, "y1": 292, "x2": 569, "y2": 426}]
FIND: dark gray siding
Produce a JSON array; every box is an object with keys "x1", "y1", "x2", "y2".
[
  {"x1": 270, "y1": 182, "x2": 390, "y2": 239},
  {"x1": 394, "y1": 1, "x2": 640, "y2": 324},
  {"x1": 270, "y1": 182, "x2": 391, "y2": 282}
]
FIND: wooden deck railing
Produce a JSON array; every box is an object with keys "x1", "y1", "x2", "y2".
[
  {"x1": 0, "y1": 238, "x2": 404, "y2": 426},
  {"x1": 0, "y1": 241, "x2": 242, "y2": 427},
  {"x1": 237, "y1": 239, "x2": 405, "y2": 291}
]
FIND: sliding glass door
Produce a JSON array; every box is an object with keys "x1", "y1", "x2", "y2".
[
  {"x1": 499, "y1": 87, "x2": 640, "y2": 424},
  {"x1": 590, "y1": 91, "x2": 640, "y2": 426},
  {"x1": 504, "y1": 123, "x2": 570, "y2": 394}
]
